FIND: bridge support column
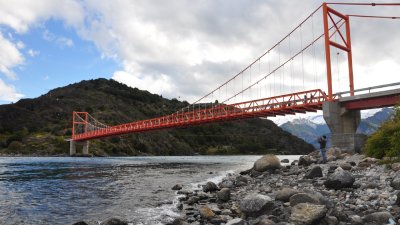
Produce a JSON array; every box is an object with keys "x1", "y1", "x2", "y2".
[
  {"x1": 323, "y1": 101, "x2": 366, "y2": 153},
  {"x1": 82, "y1": 141, "x2": 90, "y2": 155},
  {"x1": 69, "y1": 141, "x2": 76, "y2": 156}
]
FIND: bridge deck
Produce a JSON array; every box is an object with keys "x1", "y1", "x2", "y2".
[{"x1": 340, "y1": 89, "x2": 400, "y2": 110}]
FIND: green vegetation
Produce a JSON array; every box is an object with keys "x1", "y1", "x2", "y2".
[
  {"x1": 365, "y1": 106, "x2": 400, "y2": 159},
  {"x1": 0, "y1": 78, "x2": 315, "y2": 156}
]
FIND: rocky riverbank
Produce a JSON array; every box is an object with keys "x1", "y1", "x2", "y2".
[{"x1": 170, "y1": 149, "x2": 400, "y2": 225}]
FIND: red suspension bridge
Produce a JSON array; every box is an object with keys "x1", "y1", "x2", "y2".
[{"x1": 70, "y1": 3, "x2": 400, "y2": 154}]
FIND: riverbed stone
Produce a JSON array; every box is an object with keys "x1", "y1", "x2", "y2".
[
  {"x1": 392, "y1": 163, "x2": 400, "y2": 171},
  {"x1": 203, "y1": 181, "x2": 218, "y2": 192},
  {"x1": 289, "y1": 193, "x2": 319, "y2": 206},
  {"x1": 339, "y1": 162, "x2": 352, "y2": 171},
  {"x1": 281, "y1": 159, "x2": 289, "y2": 163},
  {"x1": 390, "y1": 177, "x2": 400, "y2": 190},
  {"x1": 324, "y1": 170, "x2": 355, "y2": 190},
  {"x1": 239, "y1": 194, "x2": 274, "y2": 217},
  {"x1": 72, "y1": 222, "x2": 89, "y2": 225},
  {"x1": 225, "y1": 218, "x2": 247, "y2": 225},
  {"x1": 304, "y1": 166, "x2": 323, "y2": 179},
  {"x1": 199, "y1": 205, "x2": 215, "y2": 219},
  {"x1": 258, "y1": 218, "x2": 276, "y2": 225},
  {"x1": 275, "y1": 188, "x2": 299, "y2": 202},
  {"x1": 253, "y1": 154, "x2": 281, "y2": 172},
  {"x1": 100, "y1": 218, "x2": 128, "y2": 225},
  {"x1": 217, "y1": 188, "x2": 230, "y2": 202},
  {"x1": 290, "y1": 203, "x2": 327, "y2": 225}
]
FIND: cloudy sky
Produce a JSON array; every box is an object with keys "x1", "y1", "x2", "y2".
[{"x1": 0, "y1": 0, "x2": 399, "y2": 105}]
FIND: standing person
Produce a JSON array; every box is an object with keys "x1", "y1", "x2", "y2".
[{"x1": 318, "y1": 135, "x2": 327, "y2": 163}]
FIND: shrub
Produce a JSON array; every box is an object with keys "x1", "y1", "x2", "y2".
[{"x1": 365, "y1": 106, "x2": 400, "y2": 159}]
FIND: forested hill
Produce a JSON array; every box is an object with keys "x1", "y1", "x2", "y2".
[{"x1": 0, "y1": 78, "x2": 315, "y2": 156}]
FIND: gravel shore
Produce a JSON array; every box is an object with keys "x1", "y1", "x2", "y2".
[{"x1": 171, "y1": 149, "x2": 400, "y2": 225}]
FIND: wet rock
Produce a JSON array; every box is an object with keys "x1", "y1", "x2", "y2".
[
  {"x1": 187, "y1": 196, "x2": 200, "y2": 205},
  {"x1": 339, "y1": 163, "x2": 352, "y2": 171},
  {"x1": 219, "y1": 179, "x2": 235, "y2": 188},
  {"x1": 281, "y1": 159, "x2": 289, "y2": 163},
  {"x1": 239, "y1": 194, "x2": 274, "y2": 217},
  {"x1": 290, "y1": 203, "x2": 327, "y2": 225},
  {"x1": 253, "y1": 154, "x2": 281, "y2": 172},
  {"x1": 199, "y1": 205, "x2": 215, "y2": 219},
  {"x1": 172, "y1": 184, "x2": 183, "y2": 190},
  {"x1": 275, "y1": 188, "x2": 299, "y2": 202},
  {"x1": 291, "y1": 160, "x2": 298, "y2": 165},
  {"x1": 203, "y1": 181, "x2": 218, "y2": 192},
  {"x1": 100, "y1": 218, "x2": 128, "y2": 225},
  {"x1": 217, "y1": 188, "x2": 231, "y2": 202},
  {"x1": 289, "y1": 193, "x2": 319, "y2": 206},
  {"x1": 362, "y1": 211, "x2": 393, "y2": 224},
  {"x1": 390, "y1": 177, "x2": 400, "y2": 190},
  {"x1": 167, "y1": 218, "x2": 189, "y2": 225},
  {"x1": 225, "y1": 218, "x2": 247, "y2": 225},
  {"x1": 304, "y1": 166, "x2": 323, "y2": 179},
  {"x1": 72, "y1": 222, "x2": 89, "y2": 225},
  {"x1": 324, "y1": 170, "x2": 355, "y2": 190},
  {"x1": 298, "y1": 156, "x2": 313, "y2": 166}
]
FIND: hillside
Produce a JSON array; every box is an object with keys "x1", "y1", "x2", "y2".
[{"x1": 0, "y1": 78, "x2": 315, "y2": 156}]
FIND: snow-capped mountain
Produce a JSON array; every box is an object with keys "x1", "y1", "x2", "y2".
[{"x1": 278, "y1": 108, "x2": 394, "y2": 148}]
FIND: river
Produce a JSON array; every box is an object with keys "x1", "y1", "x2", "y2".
[{"x1": 0, "y1": 155, "x2": 300, "y2": 225}]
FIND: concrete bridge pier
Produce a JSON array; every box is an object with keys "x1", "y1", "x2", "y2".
[
  {"x1": 69, "y1": 140, "x2": 76, "y2": 156},
  {"x1": 323, "y1": 101, "x2": 366, "y2": 153},
  {"x1": 82, "y1": 141, "x2": 90, "y2": 155}
]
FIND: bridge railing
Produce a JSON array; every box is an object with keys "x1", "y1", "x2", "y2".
[{"x1": 334, "y1": 82, "x2": 400, "y2": 98}]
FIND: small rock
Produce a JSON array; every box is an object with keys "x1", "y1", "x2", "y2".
[
  {"x1": 289, "y1": 193, "x2": 319, "y2": 206},
  {"x1": 290, "y1": 203, "x2": 327, "y2": 225},
  {"x1": 172, "y1": 184, "x2": 183, "y2": 190},
  {"x1": 275, "y1": 188, "x2": 299, "y2": 202},
  {"x1": 322, "y1": 216, "x2": 338, "y2": 225},
  {"x1": 291, "y1": 160, "x2": 298, "y2": 165},
  {"x1": 253, "y1": 154, "x2": 281, "y2": 172},
  {"x1": 239, "y1": 194, "x2": 274, "y2": 217},
  {"x1": 281, "y1": 159, "x2": 289, "y2": 163},
  {"x1": 363, "y1": 212, "x2": 393, "y2": 224},
  {"x1": 339, "y1": 163, "x2": 352, "y2": 171},
  {"x1": 199, "y1": 205, "x2": 215, "y2": 219},
  {"x1": 304, "y1": 166, "x2": 323, "y2": 179},
  {"x1": 258, "y1": 218, "x2": 276, "y2": 225},
  {"x1": 100, "y1": 218, "x2": 128, "y2": 225},
  {"x1": 187, "y1": 196, "x2": 200, "y2": 205},
  {"x1": 350, "y1": 215, "x2": 363, "y2": 225},
  {"x1": 225, "y1": 218, "x2": 247, "y2": 225},
  {"x1": 217, "y1": 188, "x2": 231, "y2": 202},
  {"x1": 324, "y1": 170, "x2": 355, "y2": 190},
  {"x1": 203, "y1": 181, "x2": 218, "y2": 192},
  {"x1": 357, "y1": 161, "x2": 371, "y2": 168}
]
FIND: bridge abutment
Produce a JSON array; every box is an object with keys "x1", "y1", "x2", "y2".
[
  {"x1": 82, "y1": 141, "x2": 90, "y2": 155},
  {"x1": 322, "y1": 101, "x2": 366, "y2": 153}
]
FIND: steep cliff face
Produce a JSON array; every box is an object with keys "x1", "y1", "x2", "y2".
[{"x1": 0, "y1": 78, "x2": 315, "y2": 156}]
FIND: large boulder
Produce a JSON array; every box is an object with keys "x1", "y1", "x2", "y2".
[
  {"x1": 362, "y1": 212, "x2": 393, "y2": 224},
  {"x1": 304, "y1": 166, "x2": 323, "y2": 179},
  {"x1": 203, "y1": 181, "x2": 218, "y2": 192},
  {"x1": 324, "y1": 170, "x2": 355, "y2": 190},
  {"x1": 239, "y1": 194, "x2": 274, "y2": 217},
  {"x1": 253, "y1": 154, "x2": 281, "y2": 172},
  {"x1": 298, "y1": 156, "x2": 313, "y2": 166},
  {"x1": 217, "y1": 188, "x2": 231, "y2": 202},
  {"x1": 289, "y1": 193, "x2": 319, "y2": 207},
  {"x1": 290, "y1": 203, "x2": 327, "y2": 225},
  {"x1": 100, "y1": 218, "x2": 128, "y2": 225},
  {"x1": 275, "y1": 188, "x2": 299, "y2": 202}
]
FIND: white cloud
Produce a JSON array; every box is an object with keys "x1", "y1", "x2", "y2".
[
  {"x1": 27, "y1": 49, "x2": 40, "y2": 57},
  {"x1": 0, "y1": 33, "x2": 24, "y2": 79},
  {"x1": 43, "y1": 30, "x2": 74, "y2": 48},
  {"x1": 0, "y1": 78, "x2": 23, "y2": 102}
]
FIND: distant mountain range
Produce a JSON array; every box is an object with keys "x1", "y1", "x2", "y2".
[{"x1": 279, "y1": 108, "x2": 394, "y2": 148}]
